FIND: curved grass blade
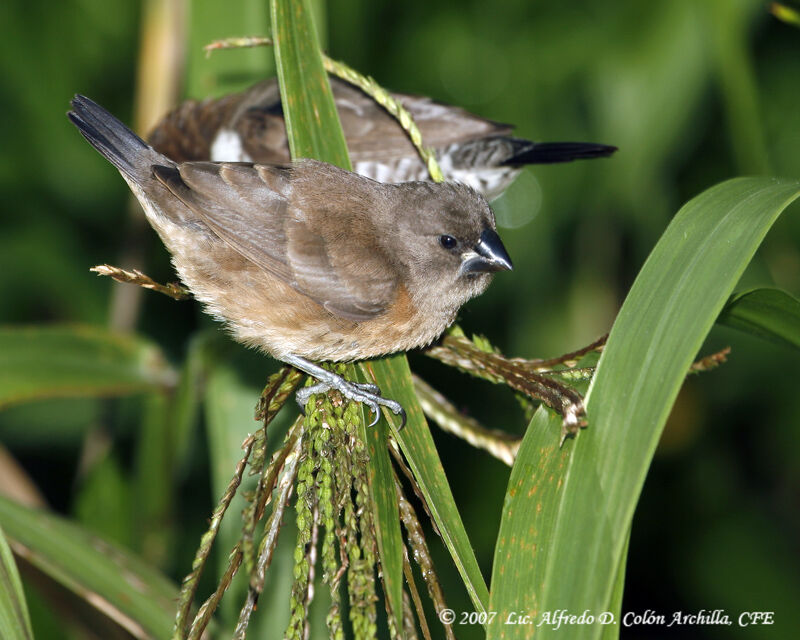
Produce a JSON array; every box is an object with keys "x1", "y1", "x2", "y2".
[
  {"x1": 0, "y1": 525, "x2": 33, "y2": 640},
  {"x1": 601, "y1": 532, "x2": 629, "y2": 640},
  {"x1": 362, "y1": 357, "x2": 490, "y2": 615},
  {"x1": 271, "y1": 0, "x2": 349, "y2": 167},
  {"x1": 489, "y1": 177, "x2": 800, "y2": 639},
  {"x1": 0, "y1": 325, "x2": 175, "y2": 410},
  {"x1": 0, "y1": 497, "x2": 178, "y2": 638},
  {"x1": 717, "y1": 287, "x2": 800, "y2": 350},
  {"x1": 360, "y1": 414, "x2": 403, "y2": 635},
  {"x1": 202, "y1": 354, "x2": 263, "y2": 625},
  {"x1": 271, "y1": 0, "x2": 411, "y2": 627}
]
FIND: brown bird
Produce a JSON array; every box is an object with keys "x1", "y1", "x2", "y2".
[
  {"x1": 148, "y1": 76, "x2": 616, "y2": 201},
  {"x1": 68, "y1": 95, "x2": 513, "y2": 425}
]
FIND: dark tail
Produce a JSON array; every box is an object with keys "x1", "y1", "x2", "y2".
[
  {"x1": 502, "y1": 140, "x2": 617, "y2": 166},
  {"x1": 68, "y1": 95, "x2": 166, "y2": 182}
]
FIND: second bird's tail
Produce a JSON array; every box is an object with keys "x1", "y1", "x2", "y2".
[
  {"x1": 503, "y1": 140, "x2": 617, "y2": 166},
  {"x1": 68, "y1": 95, "x2": 170, "y2": 183}
]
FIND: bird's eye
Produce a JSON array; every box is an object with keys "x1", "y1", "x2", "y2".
[{"x1": 439, "y1": 234, "x2": 457, "y2": 250}]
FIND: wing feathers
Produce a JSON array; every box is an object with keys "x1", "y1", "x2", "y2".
[{"x1": 152, "y1": 160, "x2": 396, "y2": 320}]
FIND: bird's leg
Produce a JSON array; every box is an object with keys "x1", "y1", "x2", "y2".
[{"x1": 283, "y1": 354, "x2": 406, "y2": 428}]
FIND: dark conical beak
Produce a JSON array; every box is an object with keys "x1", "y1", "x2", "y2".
[{"x1": 459, "y1": 228, "x2": 513, "y2": 276}]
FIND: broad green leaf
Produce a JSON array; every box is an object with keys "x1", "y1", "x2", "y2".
[
  {"x1": 489, "y1": 177, "x2": 800, "y2": 639},
  {"x1": 717, "y1": 287, "x2": 800, "y2": 350},
  {"x1": 0, "y1": 325, "x2": 175, "y2": 410},
  {"x1": 487, "y1": 407, "x2": 565, "y2": 638},
  {"x1": 0, "y1": 525, "x2": 33, "y2": 640},
  {"x1": 0, "y1": 496, "x2": 178, "y2": 638},
  {"x1": 362, "y1": 357, "x2": 490, "y2": 615}
]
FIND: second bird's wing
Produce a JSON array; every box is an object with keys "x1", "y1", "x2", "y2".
[{"x1": 152, "y1": 161, "x2": 396, "y2": 321}]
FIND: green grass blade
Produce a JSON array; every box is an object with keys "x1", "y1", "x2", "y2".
[
  {"x1": 362, "y1": 357, "x2": 490, "y2": 614},
  {"x1": 361, "y1": 414, "x2": 404, "y2": 634},
  {"x1": 203, "y1": 355, "x2": 262, "y2": 626},
  {"x1": 131, "y1": 392, "x2": 174, "y2": 565},
  {"x1": 271, "y1": 0, "x2": 349, "y2": 168},
  {"x1": 0, "y1": 497, "x2": 178, "y2": 638},
  {"x1": 272, "y1": 0, "x2": 490, "y2": 622},
  {"x1": 0, "y1": 325, "x2": 175, "y2": 409},
  {"x1": 0, "y1": 525, "x2": 33, "y2": 640},
  {"x1": 270, "y1": 0, "x2": 411, "y2": 626},
  {"x1": 172, "y1": 330, "x2": 216, "y2": 476},
  {"x1": 489, "y1": 177, "x2": 800, "y2": 639},
  {"x1": 73, "y1": 451, "x2": 133, "y2": 550},
  {"x1": 717, "y1": 287, "x2": 800, "y2": 350}
]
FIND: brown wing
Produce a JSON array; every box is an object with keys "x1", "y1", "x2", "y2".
[
  {"x1": 333, "y1": 80, "x2": 514, "y2": 159},
  {"x1": 158, "y1": 77, "x2": 514, "y2": 164},
  {"x1": 151, "y1": 160, "x2": 397, "y2": 320}
]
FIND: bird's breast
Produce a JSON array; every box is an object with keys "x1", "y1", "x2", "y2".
[{"x1": 185, "y1": 262, "x2": 452, "y2": 362}]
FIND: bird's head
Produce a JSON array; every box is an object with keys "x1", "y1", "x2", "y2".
[{"x1": 385, "y1": 180, "x2": 512, "y2": 312}]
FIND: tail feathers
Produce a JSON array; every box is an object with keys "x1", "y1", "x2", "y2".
[
  {"x1": 502, "y1": 140, "x2": 617, "y2": 166},
  {"x1": 68, "y1": 95, "x2": 166, "y2": 181}
]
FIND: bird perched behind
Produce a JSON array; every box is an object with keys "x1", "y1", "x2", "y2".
[
  {"x1": 148, "y1": 76, "x2": 616, "y2": 201},
  {"x1": 68, "y1": 95, "x2": 513, "y2": 425}
]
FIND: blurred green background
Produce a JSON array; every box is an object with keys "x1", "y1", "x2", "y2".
[{"x1": 1, "y1": 0, "x2": 799, "y2": 637}]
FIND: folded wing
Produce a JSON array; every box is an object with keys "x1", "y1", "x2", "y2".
[{"x1": 152, "y1": 161, "x2": 397, "y2": 321}]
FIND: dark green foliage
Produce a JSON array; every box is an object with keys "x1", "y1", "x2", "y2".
[{"x1": 1, "y1": 1, "x2": 800, "y2": 639}]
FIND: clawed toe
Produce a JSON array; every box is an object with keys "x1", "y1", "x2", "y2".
[
  {"x1": 353, "y1": 382, "x2": 381, "y2": 395},
  {"x1": 367, "y1": 405, "x2": 382, "y2": 427},
  {"x1": 365, "y1": 397, "x2": 406, "y2": 430},
  {"x1": 294, "y1": 382, "x2": 329, "y2": 409},
  {"x1": 293, "y1": 377, "x2": 405, "y2": 429},
  {"x1": 393, "y1": 405, "x2": 407, "y2": 430},
  {"x1": 284, "y1": 356, "x2": 406, "y2": 429}
]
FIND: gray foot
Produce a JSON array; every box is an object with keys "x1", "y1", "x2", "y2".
[
  {"x1": 296, "y1": 380, "x2": 405, "y2": 427},
  {"x1": 284, "y1": 354, "x2": 406, "y2": 428}
]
